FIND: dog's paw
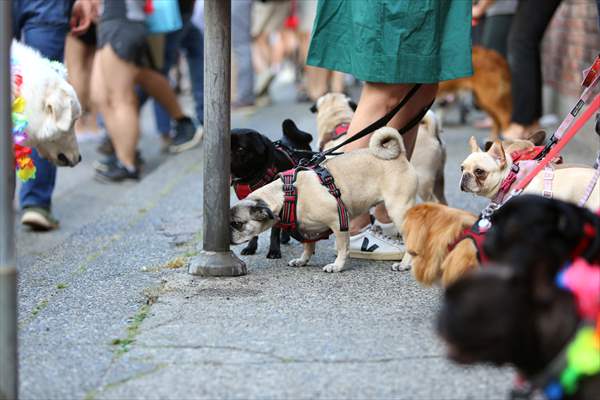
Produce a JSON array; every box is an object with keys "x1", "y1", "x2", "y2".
[
  {"x1": 391, "y1": 262, "x2": 410, "y2": 272},
  {"x1": 288, "y1": 258, "x2": 308, "y2": 267},
  {"x1": 241, "y1": 247, "x2": 257, "y2": 255},
  {"x1": 266, "y1": 249, "x2": 282, "y2": 259},
  {"x1": 323, "y1": 263, "x2": 344, "y2": 273}
]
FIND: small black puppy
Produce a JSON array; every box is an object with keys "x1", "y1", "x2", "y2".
[
  {"x1": 231, "y1": 119, "x2": 313, "y2": 258},
  {"x1": 438, "y1": 196, "x2": 600, "y2": 399}
]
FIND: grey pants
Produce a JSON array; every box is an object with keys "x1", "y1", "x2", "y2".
[{"x1": 232, "y1": 0, "x2": 254, "y2": 104}]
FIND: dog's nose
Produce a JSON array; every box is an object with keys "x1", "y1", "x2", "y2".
[{"x1": 78, "y1": 154, "x2": 82, "y2": 163}]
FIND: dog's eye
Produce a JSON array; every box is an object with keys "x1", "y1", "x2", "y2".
[
  {"x1": 408, "y1": 250, "x2": 418, "y2": 257},
  {"x1": 231, "y1": 221, "x2": 243, "y2": 230},
  {"x1": 475, "y1": 168, "x2": 485, "y2": 176}
]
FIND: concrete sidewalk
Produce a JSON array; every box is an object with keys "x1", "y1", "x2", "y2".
[{"x1": 15, "y1": 87, "x2": 598, "y2": 399}]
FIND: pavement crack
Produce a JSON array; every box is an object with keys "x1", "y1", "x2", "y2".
[{"x1": 135, "y1": 344, "x2": 443, "y2": 365}]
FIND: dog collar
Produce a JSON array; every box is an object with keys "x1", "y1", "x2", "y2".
[
  {"x1": 231, "y1": 142, "x2": 300, "y2": 200},
  {"x1": 331, "y1": 122, "x2": 350, "y2": 140}
]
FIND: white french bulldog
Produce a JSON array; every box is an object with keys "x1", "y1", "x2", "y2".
[{"x1": 460, "y1": 136, "x2": 599, "y2": 209}]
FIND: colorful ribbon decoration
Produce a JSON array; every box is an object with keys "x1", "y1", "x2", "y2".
[{"x1": 11, "y1": 60, "x2": 36, "y2": 182}]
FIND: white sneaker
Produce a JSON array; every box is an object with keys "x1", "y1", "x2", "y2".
[
  {"x1": 372, "y1": 220, "x2": 401, "y2": 240},
  {"x1": 349, "y1": 225, "x2": 405, "y2": 261}
]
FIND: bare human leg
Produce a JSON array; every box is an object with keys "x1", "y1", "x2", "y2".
[
  {"x1": 345, "y1": 82, "x2": 438, "y2": 233},
  {"x1": 92, "y1": 45, "x2": 139, "y2": 169},
  {"x1": 136, "y1": 68, "x2": 185, "y2": 120}
]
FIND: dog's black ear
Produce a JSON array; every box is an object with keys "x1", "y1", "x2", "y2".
[
  {"x1": 484, "y1": 141, "x2": 493, "y2": 151},
  {"x1": 310, "y1": 103, "x2": 318, "y2": 113},
  {"x1": 348, "y1": 100, "x2": 358, "y2": 111},
  {"x1": 251, "y1": 200, "x2": 275, "y2": 221}
]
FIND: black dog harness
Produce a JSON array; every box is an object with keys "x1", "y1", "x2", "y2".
[{"x1": 277, "y1": 165, "x2": 349, "y2": 243}]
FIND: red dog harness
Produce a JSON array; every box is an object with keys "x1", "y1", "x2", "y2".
[
  {"x1": 232, "y1": 142, "x2": 297, "y2": 200},
  {"x1": 278, "y1": 165, "x2": 349, "y2": 243},
  {"x1": 448, "y1": 221, "x2": 490, "y2": 264},
  {"x1": 493, "y1": 146, "x2": 564, "y2": 204}
]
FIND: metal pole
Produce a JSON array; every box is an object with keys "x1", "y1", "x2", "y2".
[
  {"x1": 189, "y1": 0, "x2": 246, "y2": 276},
  {"x1": 0, "y1": 1, "x2": 19, "y2": 398}
]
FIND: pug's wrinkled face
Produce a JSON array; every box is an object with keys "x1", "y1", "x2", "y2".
[
  {"x1": 230, "y1": 198, "x2": 276, "y2": 244},
  {"x1": 460, "y1": 137, "x2": 508, "y2": 197}
]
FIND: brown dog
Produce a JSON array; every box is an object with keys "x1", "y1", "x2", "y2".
[
  {"x1": 438, "y1": 46, "x2": 512, "y2": 140},
  {"x1": 393, "y1": 203, "x2": 479, "y2": 287}
]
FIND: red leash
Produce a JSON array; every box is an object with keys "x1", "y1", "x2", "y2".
[{"x1": 509, "y1": 93, "x2": 600, "y2": 197}]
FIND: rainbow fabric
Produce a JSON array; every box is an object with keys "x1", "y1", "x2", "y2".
[
  {"x1": 11, "y1": 59, "x2": 36, "y2": 181},
  {"x1": 543, "y1": 258, "x2": 600, "y2": 399}
]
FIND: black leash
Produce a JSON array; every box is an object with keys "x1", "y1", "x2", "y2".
[{"x1": 302, "y1": 84, "x2": 432, "y2": 166}]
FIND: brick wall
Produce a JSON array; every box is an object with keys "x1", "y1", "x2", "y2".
[{"x1": 542, "y1": 0, "x2": 600, "y2": 98}]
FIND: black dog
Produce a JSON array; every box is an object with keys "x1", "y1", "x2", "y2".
[
  {"x1": 484, "y1": 195, "x2": 600, "y2": 277},
  {"x1": 438, "y1": 196, "x2": 600, "y2": 399},
  {"x1": 231, "y1": 119, "x2": 313, "y2": 258}
]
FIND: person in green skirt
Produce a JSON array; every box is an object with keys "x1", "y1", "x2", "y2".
[{"x1": 307, "y1": 0, "x2": 472, "y2": 261}]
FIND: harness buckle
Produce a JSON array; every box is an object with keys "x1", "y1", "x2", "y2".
[{"x1": 283, "y1": 184, "x2": 295, "y2": 193}]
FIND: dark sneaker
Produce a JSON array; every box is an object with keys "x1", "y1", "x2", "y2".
[
  {"x1": 93, "y1": 151, "x2": 144, "y2": 173},
  {"x1": 97, "y1": 135, "x2": 115, "y2": 155},
  {"x1": 95, "y1": 160, "x2": 140, "y2": 182},
  {"x1": 169, "y1": 117, "x2": 203, "y2": 154},
  {"x1": 21, "y1": 207, "x2": 59, "y2": 231}
]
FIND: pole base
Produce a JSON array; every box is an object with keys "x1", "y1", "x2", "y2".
[{"x1": 188, "y1": 250, "x2": 247, "y2": 277}]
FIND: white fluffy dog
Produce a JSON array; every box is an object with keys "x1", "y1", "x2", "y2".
[{"x1": 11, "y1": 40, "x2": 82, "y2": 167}]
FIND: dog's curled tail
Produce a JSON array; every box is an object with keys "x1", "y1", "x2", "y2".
[{"x1": 369, "y1": 127, "x2": 405, "y2": 160}]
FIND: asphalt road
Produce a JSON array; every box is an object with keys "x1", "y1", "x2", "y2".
[{"x1": 14, "y1": 80, "x2": 598, "y2": 399}]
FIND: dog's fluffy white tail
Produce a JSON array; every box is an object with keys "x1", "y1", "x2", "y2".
[{"x1": 369, "y1": 127, "x2": 405, "y2": 160}]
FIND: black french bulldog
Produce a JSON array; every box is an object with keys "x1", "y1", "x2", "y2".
[
  {"x1": 231, "y1": 119, "x2": 313, "y2": 259},
  {"x1": 438, "y1": 196, "x2": 600, "y2": 399}
]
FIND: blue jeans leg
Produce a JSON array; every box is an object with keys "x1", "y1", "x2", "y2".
[
  {"x1": 153, "y1": 17, "x2": 204, "y2": 134},
  {"x1": 18, "y1": 24, "x2": 68, "y2": 209},
  {"x1": 181, "y1": 22, "x2": 204, "y2": 125},
  {"x1": 153, "y1": 28, "x2": 182, "y2": 136}
]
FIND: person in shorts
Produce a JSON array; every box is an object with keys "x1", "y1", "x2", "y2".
[{"x1": 91, "y1": 0, "x2": 200, "y2": 182}]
